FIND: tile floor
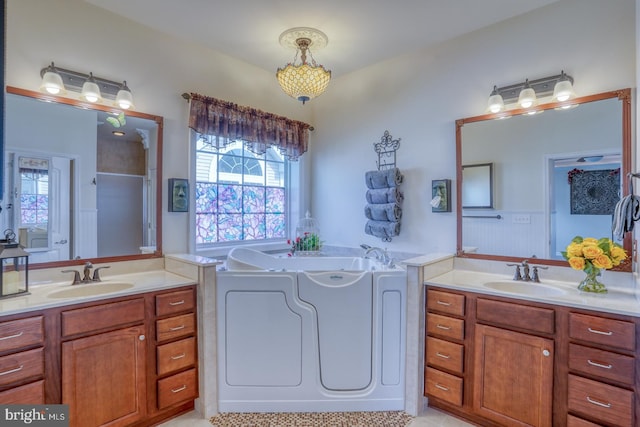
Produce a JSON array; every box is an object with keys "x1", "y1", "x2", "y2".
[{"x1": 158, "y1": 407, "x2": 473, "y2": 426}]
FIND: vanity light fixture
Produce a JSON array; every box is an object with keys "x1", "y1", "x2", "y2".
[
  {"x1": 486, "y1": 71, "x2": 575, "y2": 113},
  {"x1": 39, "y1": 62, "x2": 135, "y2": 109}
]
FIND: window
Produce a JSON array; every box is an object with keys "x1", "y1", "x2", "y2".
[
  {"x1": 195, "y1": 136, "x2": 287, "y2": 245},
  {"x1": 19, "y1": 157, "x2": 49, "y2": 228}
]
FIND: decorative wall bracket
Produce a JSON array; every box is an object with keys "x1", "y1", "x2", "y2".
[{"x1": 374, "y1": 130, "x2": 401, "y2": 171}]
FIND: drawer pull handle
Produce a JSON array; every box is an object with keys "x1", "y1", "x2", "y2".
[
  {"x1": 587, "y1": 359, "x2": 612, "y2": 369},
  {"x1": 436, "y1": 300, "x2": 451, "y2": 306},
  {"x1": 170, "y1": 353, "x2": 186, "y2": 360},
  {"x1": 169, "y1": 325, "x2": 186, "y2": 331},
  {"x1": 436, "y1": 352, "x2": 450, "y2": 359},
  {"x1": 586, "y1": 396, "x2": 612, "y2": 408},
  {"x1": 169, "y1": 300, "x2": 185, "y2": 306},
  {"x1": 0, "y1": 365, "x2": 24, "y2": 376},
  {"x1": 587, "y1": 327, "x2": 613, "y2": 336},
  {"x1": 0, "y1": 331, "x2": 23, "y2": 341},
  {"x1": 435, "y1": 383, "x2": 449, "y2": 392},
  {"x1": 436, "y1": 324, "x2": 451, "y2": 330},
  {"x1": 171, "y1": 385, "x2": 187, "y2": 393}
]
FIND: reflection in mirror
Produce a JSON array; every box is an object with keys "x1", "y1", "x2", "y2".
[
  {"x1": 2, "y1": 87, "x2": 163, "y2": 269},
  {"x1": 462, "y1": 163, "x2": 493, "y2": 208},
  {"x1": 457, "y1": 89, "x2": 631, "y2": 271}
]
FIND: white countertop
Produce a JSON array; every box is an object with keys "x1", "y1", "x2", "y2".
[
  {"x1": 0, "y1": 270, "x2": 196, "y2": 316},
  {"x1": 426, "y1": 269, "x2": 640, "y2": 317}
]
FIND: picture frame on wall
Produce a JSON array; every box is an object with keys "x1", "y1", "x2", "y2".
[
  {"x1": 431, "y1": 179, "x2": 451, "y2": 212},
  {"x1": 168, "y1": 178, "x2": 189, "y2": 212}
]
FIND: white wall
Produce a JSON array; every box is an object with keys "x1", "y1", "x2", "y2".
[
  {"x1": 4, "y1": 0, "x2": 636, "y2": 257},
  {"x1": 5, "y1": 0, "x2": 313, "y2": 255},
  {"x1": 311, "y1": 0, "x2": 635, "y2": 255}
]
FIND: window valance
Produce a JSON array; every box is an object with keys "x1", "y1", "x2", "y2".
[{"x1": 187, "y1": 93, "x2": 311, "y2": 160}]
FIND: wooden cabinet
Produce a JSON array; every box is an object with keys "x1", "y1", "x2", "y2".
[
  {"x1": 424, "y1": 289, "x2": 465, "y2": 408},
  {"x1": 62, "y1": 325, "x2": 147, "y2": 427},
  {"x1": 424, "y1": 285, "x2": 640, "y2": 427},
  {"x1": 151, "y1": 288, "x2": 198, "y2": 414},
  {"x1": 567, "y1": 312, "x2": 636, "y2": 426},
  {"x1": 0, "y1": 284, "x2": 197, "y2": 427},
  {"x1": 473, "y1": 324, "x2": 553, "y2": 426},
  {"x1": 0, "y1": 315, "x2": 45, "y2": 404}
]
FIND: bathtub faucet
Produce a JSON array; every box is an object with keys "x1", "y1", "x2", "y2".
[{"x1": 365, "y1": 246, "x2": 391, "y2": 266}]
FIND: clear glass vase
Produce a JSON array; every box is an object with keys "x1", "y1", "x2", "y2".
[{"x1": 578, "y1": 268, "x2": 607, "y2": 294}]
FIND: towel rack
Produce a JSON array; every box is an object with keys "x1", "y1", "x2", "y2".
[
  {"x1": 463, "y1": 214, "x2": 502, "y2": 219},
  {"x1": 374, "y1": 130, "x2": 401, "y2": 171}
]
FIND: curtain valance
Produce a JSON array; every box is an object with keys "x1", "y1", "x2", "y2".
[{"x1": 187, "y1": 93, "x2": 311, "y2": 160}]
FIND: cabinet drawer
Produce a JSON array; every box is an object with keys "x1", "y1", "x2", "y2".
[
  {"x1": 569, "y1": 313, "x2": 635, "y2": 351},
  {"x1": 156, "y1": 289, "x2": 195, "y2": 317},
  {"x1": 426, "y1": 289, "x2": 465, "y2": 316},
  {"x1": 157, "y1": 337, "x2": 196, "y2": 376},
  {"x1": 477, "y1": 298, "x2": 554, "y2": 335},
  {"x1": 157, "y1": 367, "x2": 197, "y2": 409},
  {"x1": 0, "y1": 348, "x2": 44, "y2": 387},
  {"x1": 427, "y1": 313, "x2": 464, "y2": 341},
  {"x1": 61, "y1": 298, "x2": 145, "y2": 337},
  {"x1": 567, "y1": 414, "x2": 603, "y2": 427},
  {"x1": 426, "y1": 337, "x2": 463, "y2": 374},
  {"x1": 425, "y1": 367, "x2": 462, "y2": 406},
  {"x1": 0, "y1": 380, "x2": 44, "y2": 404},
  {"x1": 569, "y1": 343, "x2": 634, "y2": 385},
  {"x1": 0, "y1": 316, "x2": 43, "y2": 354},
  {"x1": 156, "y1": 313, "x2": 196, "y2": 342},
  {"x1": 568, "y1": 374, "x2": 633, "y2": 427}
]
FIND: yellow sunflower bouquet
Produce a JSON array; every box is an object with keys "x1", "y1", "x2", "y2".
[{"x1": 561, "y1": 236, "x2": 627, "y2": 293}]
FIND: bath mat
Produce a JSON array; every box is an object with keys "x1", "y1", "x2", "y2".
[{"x1": 209, "y1": 411, "x2": 413, "y2": 427}]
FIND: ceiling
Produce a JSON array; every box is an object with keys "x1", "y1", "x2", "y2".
[{"x1": 84, "y1": 0, "x2": 560, "y2": 78}]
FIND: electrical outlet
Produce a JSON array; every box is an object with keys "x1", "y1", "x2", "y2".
[{"x1": 512, "y1": 214, "x2": 531, "y2": 224}]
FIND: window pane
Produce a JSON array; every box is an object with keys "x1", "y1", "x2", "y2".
[
  {"x1": 266, "y1": 213, "x2": 286, "y2": 239},
  {"x1": 266, "y1": 187, "x2": 285, "y2": 213},
  {"x1": 196, "y1": 213, "x2": 217, "y2": 244},
  {"x1": 195, "y1": 183, "x2": 217, "y2": 213},
  {"x1": 243, "y1": 214, "x2": 266, "y2": 240},
  {"x1": 243, "y1": 186, "x2": 265, "y2": 213},
  {"x1": 218, "y1": 184, "x2": 243, "y2": 213},
  {"x1": 218, "y1": 214, "x2": 243, "y2": 241},
  {"x1": 265, "y1": 161, "x2": 285, "y2": 187}
]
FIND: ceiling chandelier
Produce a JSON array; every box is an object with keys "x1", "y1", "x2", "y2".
[{"x1": 276, "y1": 27, "x2": 332, "y2": 105}]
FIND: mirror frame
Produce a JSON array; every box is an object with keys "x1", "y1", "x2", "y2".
[
  {"x1": 5, "y1": 85, "x2": 163, "y2": 270},
  {"x1": 455, "y1": 88, "x2": 632, "y2": 271}
]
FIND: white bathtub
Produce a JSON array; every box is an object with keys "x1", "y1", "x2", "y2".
[{"x1": 216, "y1": 248, "x2": 407, "y2": 412}]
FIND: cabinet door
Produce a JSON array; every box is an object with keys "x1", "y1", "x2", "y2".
[
  {"x1": 473, "y1": 324, "x2": 554, "y2": 427},
  {"x1": 62, "y1": 325, "x2": 146, "y2": 427}
]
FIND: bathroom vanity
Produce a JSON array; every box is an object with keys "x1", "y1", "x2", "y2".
[
  {"x1": 424, "y1": 275, "x2": 640, "y2": 427},
  {"x1": 0, "y1": 269, "x2": 198, "y2": 427}
]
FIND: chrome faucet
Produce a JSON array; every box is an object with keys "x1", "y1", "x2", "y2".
[{"x1": 365, "y1": 246, "x2": 392, "y2": 266}]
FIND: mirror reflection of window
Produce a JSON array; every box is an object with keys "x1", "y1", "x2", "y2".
[{"x1": 17, "y1": 156, "x2": 49, "y2": 249}]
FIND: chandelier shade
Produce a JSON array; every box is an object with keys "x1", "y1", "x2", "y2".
[
  {"x1": 276, "y1": 27, "x2": 331, "y2": 104},
  {"x1": 276, "y1": 63, "x2": 331, "y2": 104}
]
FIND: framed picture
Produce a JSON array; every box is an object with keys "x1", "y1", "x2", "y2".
[
  {"x1": 569, "y1": 169, "x2": 620, "y2": 215},
  {"x1": 431, "y1": 179, "x2": 451, "y2": 212},
  {"x1": 168, "y1": 178, "x2": 189, "y2": 212}
]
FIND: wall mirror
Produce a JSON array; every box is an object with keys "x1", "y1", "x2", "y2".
[
  {"x1": 461, "y1": 163, "x2": 493, "y2": 208},
  {"x1": 2, "y1": 86, "x2": 163, "y2": 269},
  {"x1": 456, "y1": 89, "x2": 631, "y2": 271}
]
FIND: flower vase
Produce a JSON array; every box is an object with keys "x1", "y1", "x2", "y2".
[{"x1": 578, "y1": 269, "x2": 607, "y2": 294}]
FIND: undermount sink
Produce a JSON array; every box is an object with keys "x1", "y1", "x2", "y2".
[
  {"x1": 482, "y1": 281, "x2": 566, "y2": 296},
  {"x1": 47, "y1": 282, "x2": 134, "y2": 299}
]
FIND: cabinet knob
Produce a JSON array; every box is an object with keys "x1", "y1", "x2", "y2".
[
  {"x1": 139, "y1": 335, "x2": 145, "y2": 341},
  {"x1": 542, "y1": 349, "x2": 550, "y2": 357}
]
